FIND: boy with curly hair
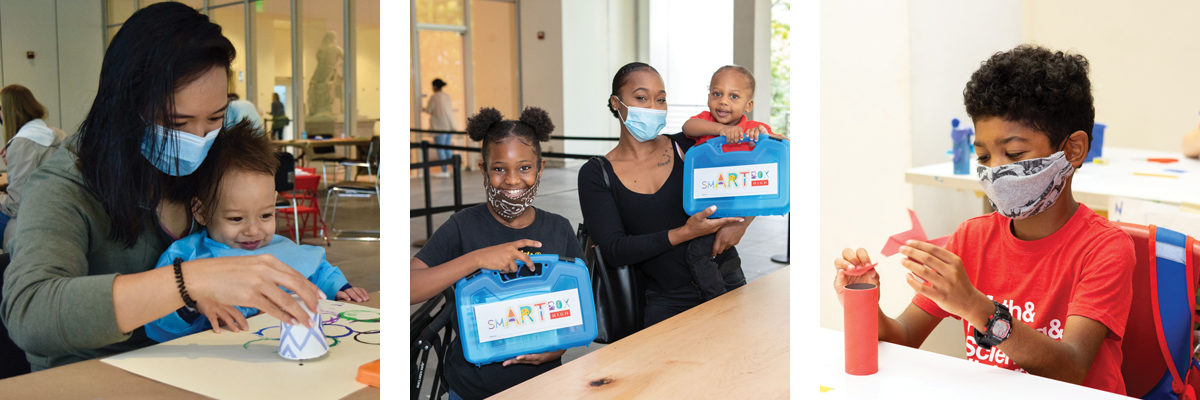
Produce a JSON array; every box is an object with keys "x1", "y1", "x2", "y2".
[{"x1": 833, "y1": 45, "x2": 1135, "y2": 395}]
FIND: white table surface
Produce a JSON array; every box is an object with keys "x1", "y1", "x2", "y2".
[
  {"x1": 906, "y1": 147, "x2": 1200, "y2": 207},
  {"x1": 816, "y1": 328, "x2": 1128, "y2": 399}
]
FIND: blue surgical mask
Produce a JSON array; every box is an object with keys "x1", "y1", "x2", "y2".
[
  {"x1": 140, "y1": 124, "x2": 220, "y2": 176},
  {"x1": 615, "y1": 97, "x2": 667, "y2": 142}
]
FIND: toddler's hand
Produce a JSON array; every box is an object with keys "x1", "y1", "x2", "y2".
[
  {"x1": 719, "y1": 125, "x2": 746, "y2": 143},
  {"x1": 197, "y1": 299, "x2": 249, "y2": 333},
  {"x1": 337, "y1": 287, "x2": 371, "y2": 302}
]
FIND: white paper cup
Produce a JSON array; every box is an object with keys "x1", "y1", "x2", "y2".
[{"x1": 278, "y1": 296, "x2": 327, "y2": 360}]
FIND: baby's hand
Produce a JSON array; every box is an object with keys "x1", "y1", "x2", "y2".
[
  {"x1": 337, "y1": 287, "x2": 371, "y2": 302},
  {"x1": 719, "y1": 125, "x2": 746, "y2": 143}
]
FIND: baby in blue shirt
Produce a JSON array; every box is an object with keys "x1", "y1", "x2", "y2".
[{"x1": 146, "y1": 122, "x2": 369, "y2": 342}]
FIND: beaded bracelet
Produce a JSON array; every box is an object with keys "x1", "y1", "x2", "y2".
[{"x1": 173, "y1": 257, "x2": 197, "y2": 309}]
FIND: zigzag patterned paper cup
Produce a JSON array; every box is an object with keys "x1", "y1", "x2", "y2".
[{"x1": 278, "y1": 296, "x2": 327, "y2": 360}]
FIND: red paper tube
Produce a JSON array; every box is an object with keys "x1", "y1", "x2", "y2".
[{"x1": 843, "y1": 282, "x2": 879, "y2": 375}]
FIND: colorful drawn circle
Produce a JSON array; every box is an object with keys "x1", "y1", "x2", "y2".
[
  {"x1": 339, "y1": 310, "x2": 380, "y2": 323},
  {"x1": 323, "y1": 323, "x2": 354, "y2": 338},
  {"x1": 353, "y1": 330, "x2": 380, "y2": 345}
]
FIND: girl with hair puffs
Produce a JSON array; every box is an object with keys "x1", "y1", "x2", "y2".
[{"x1": 411, "y1": 107, "x2": 585, "y2": 400}]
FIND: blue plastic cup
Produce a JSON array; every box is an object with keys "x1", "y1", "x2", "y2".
[{"x1": 1086, "y1": 123, "x2": 1105, "y2": 163}]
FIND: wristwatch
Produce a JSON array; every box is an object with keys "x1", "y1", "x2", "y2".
[{"x1": 973, "y1": 301, "x2": 1012, "y2": 350}]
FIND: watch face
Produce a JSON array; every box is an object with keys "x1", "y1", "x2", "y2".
[{"x1": 991, "y1": 319, "x2": 1012, "y2": 339}]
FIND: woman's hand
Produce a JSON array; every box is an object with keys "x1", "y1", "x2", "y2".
[
  {"x1": 501, "y1": 349, "x2": 566, "y2": 367},
  {"x1": 337, "y1": 287, "x2": 371, "y2": 302},
  {"x1": 833, "y1": 248, "x2": 880, "y2": 304},
  {"x1": 181, "y1": 254, "x2": 323, "y2": 328},
  {"x1": 672, "y1": 206, "x2": 744, "y2": 245},
  {"x1": 466, "y1": 239, "x2": 542, "y2": 273},
  {"x1": 196, "y1": 299, "x2": 249, "y2": 333}
]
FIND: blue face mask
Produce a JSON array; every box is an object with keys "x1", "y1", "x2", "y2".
[
  {"x1": 140, "y1": 124, "x2": 220, "y2": 176},
  {"x1": 615, "y1": 97, "x2": 667, "y2": 142}
]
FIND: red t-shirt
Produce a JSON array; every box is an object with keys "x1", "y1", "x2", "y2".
[
  {"x1": 689, "y1": 111, "x2": 774, "y2": 144},
  {"x1": 912, "y1": 204, "x2": 1134, "y2": 395}
]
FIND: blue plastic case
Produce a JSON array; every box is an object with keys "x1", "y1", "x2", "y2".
[
  {"x1": 683, "y1": 134, "x2": 790, "y2": 218},
  {"x1": 454, "y1": 254, "x2": 598, "y2": 366}
]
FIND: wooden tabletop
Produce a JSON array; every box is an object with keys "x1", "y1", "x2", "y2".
[
  {"x1": 493, "y1": 267, "x2": 790, "y2": 399},
  {"x1": 0, "y1": 292, "x2": 381, "y2": 399}
]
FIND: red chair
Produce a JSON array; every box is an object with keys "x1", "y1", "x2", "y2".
[
  {"x1": 277, "y1": 168, "x2": 329, "y2": 245},
  {"x1": 1117, "y1": 222, "x2": 1200, "y2": 398}
]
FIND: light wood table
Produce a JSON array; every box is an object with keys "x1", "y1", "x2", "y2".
[
  {"x1": 272, "y1": 137, "x2": 373, "y2": 166},
  {"x1": 493, "y1": 267, "x2": 790, "y2": 399},
  {"x1": 0, "y1": 292, "x2": 381, "y2": 399}
]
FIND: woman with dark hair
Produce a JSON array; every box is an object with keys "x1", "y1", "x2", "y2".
[
  {"x1": 577, "y1": 62, "x2": 751, "y2": 327},
  {"x1": 0, "y1": 2, "x2": 321, "y2": 371},
  {"x1": 0, "y1": 85, "x2": 66, "y2": 242}
]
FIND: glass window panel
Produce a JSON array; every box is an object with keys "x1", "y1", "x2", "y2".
[
  {"x1": 211, "y1": 4, "x2": 249, "y2": 102},
  {"x1": 417, "y1": 30, "x2": 465, "y2": 133},
  {"x1": 415, "y1": 0, "x2": 464, "y2": 26},
  {"x1": 416, "y1": 29, "x2": 469, "y2": 169},
  {"x1": 253, "y1": 0, "x2": 294, "y2": 139},
  {"x1": 355, "y1": 0, "x2": 380, "y2": 137},
  {"x1": 300, "y1": 0, "x2": 345, "y2": 137},
  {"x1": 107, "y1": 0, "x2": 137, "y2": 25}
]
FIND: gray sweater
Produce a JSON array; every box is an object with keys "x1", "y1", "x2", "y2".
[{"x1": 0, "y1": 144, "x2": 174, "y2": 370}]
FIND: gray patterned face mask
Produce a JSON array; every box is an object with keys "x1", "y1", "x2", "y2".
[
  {"x1": 976, "y1": 151, "x2": 1074, "y2": 220},
  {"x1": 484, "y1": 173, "x2": 541, "y2": 222}
]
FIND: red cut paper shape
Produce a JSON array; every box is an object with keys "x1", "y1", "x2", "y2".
[{"x1": 881, "y1": 209, "x2": 950, "y2": 257}]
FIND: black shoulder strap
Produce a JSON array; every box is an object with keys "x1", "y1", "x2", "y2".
[{"x1": 591, "y1": 156, "x2": 611, "y2": 190}]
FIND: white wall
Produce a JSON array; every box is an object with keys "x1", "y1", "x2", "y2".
[
  {"x1": 561, "y1": 0, "x2": 637, "y2": 159},
  {"x1": 0, "y1": 0, "x2": 101, "y2": 135},
  {"x1": 908, "y1": 1, "x2": 1021, "y2": 261},
  {"x1": 519, "y1": 0, "x2": 564, "y2": 158},
  {"x1": 55, "y1": 0, "x2": 104, "y2": 135},
  {"x1": 733, "y1": 0, "x2": 772, "y2": 124},
  {"x1": 1022, "y1": 0, "x2": 1200, "y2": 153},
  {"x1": 649, "y1": 0, "x2": 733, "y2": 135}
]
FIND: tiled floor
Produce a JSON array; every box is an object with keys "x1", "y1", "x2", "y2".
[{"x1": 408, "y1": 161, "x2": 789, "y2": 398}]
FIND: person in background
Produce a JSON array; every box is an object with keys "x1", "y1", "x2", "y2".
[
  {"x1": 424, "y1": 78, "x2": 456, "y2": 177},
  {"x1": 269, "y1": 93, "x2": 289, "y2": 141},
  {"x1": 0, "y1": 85, "x2": 67, "y2": 245},
  {"x1": 224, "y1": 92, "x2": 264, "y2": 135}
]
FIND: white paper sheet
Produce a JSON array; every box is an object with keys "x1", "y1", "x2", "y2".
[{"x1": 103, "y1": 300, "x2": 380, "y2": 399}]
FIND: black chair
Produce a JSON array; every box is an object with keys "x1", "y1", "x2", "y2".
[
  {"x1": 324, "y1": 136, "x2": 380, "y2": 241},
  {"x1": 0, "y1": 253, "x2": 32, "y2": 378},
  {"x1": 411, "y1": 288, "x2": 454, "y2": 400},
  {"x1": 274, "y1": 152, "x2": 301, "y2": 242}
]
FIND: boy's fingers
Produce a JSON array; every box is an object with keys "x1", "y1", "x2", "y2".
[
  {"x1": 855, "y1": 248, "x2": 872, "y2": 266},
  {"x1": 840, "y1": 248, "x2": 861, "y2": 266}
]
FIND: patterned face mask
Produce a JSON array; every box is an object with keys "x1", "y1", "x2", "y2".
[
  {"x1": 976, "y1": 151, "x2": 1075, "y2": 220},
  {"x1": 484, "y1": 172, "x2": 541, "y2": 222}
]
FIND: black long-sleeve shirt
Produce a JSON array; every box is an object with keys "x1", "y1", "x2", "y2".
[{"x1": 577, "y1": 133, "x2": 736, "y2": 293}]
